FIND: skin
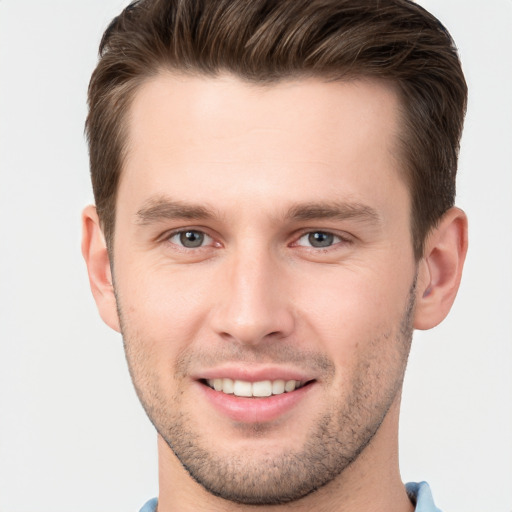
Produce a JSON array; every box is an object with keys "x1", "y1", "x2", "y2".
[{"x1": 82, "y1": 74, "x2": 468, "y2": 511}]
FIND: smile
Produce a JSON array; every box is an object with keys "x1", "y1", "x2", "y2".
[{"x1": 205, "y1": 378, "x2": 306, "y2": 397}]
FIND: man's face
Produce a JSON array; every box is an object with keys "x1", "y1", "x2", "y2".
[{"x1": 112, "y1": 74, "x2": 418, "y2": 504}]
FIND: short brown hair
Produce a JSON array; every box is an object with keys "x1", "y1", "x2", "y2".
[{"x1": 86, "y1": 0, "x2": 467, "y2": 258}]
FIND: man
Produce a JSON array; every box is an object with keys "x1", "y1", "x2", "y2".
[{"x1": 81, "y1": 0, "x2": 468, "y2": 510}]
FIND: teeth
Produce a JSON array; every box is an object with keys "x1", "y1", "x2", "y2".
[
  {"x1": 233, "y1": 380, "x2": 252, "y2": 397},
  {"x1": 206, "y1": 378, "x2": 304, "y2": 397},
  {"x1": 284, "y1": 380, "x2": 296, "y2": 392},
  {"x1": 272, "y1": 379, "x2": 285, "y2": 394},
  {"x1": 252, "y1": 380, "x2": 272, "y2": 397},
  {"x1": 222, "y1": 378, "x2": 234, "y2": 394}
]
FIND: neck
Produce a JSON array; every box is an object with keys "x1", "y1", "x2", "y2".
[{"x1": 156, "y1": 396, "x2": 413, "y2": 512}]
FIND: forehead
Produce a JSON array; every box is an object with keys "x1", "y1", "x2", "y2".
[{"x1": 120, "y1": 73, "x2": 408, "y2": 218}]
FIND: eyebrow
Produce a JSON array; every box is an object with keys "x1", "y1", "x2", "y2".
[
  {"x1": 286, "y1": 202, "x2": 381, "y2": 225},
  {"x1": 136, "y1": 197, "x2": 217, "y2": 224},
  {"x1": 136, "y1": 196, "x2": 381, "y2": 226}
]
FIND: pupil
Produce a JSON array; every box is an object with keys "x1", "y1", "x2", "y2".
[
  {"x1": 308, "y1": 232, "x2": 333, "y2": 247},
  {"x1": 180, "y1": 231, "x2": 204, "y2": 248}
]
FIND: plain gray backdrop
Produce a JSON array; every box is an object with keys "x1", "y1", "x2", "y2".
[{"x1": 0, "y1": 1, "x2": 511, "y2": 511}]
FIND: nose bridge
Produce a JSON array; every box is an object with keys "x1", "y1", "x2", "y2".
[{"x1": 212, "y1": 242, "x2": 294, "y2": 345}]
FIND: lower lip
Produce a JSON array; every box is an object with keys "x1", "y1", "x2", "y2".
[{"x1": 197, "y1": 381, "x2": 315, "y2": 423}]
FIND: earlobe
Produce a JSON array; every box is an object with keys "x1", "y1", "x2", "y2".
[
  {"x1": 81, "y1": 205, "x2": 121, "y2": 333},
  {"x1": 413, "y1": 207, "x2": 468, "y2": 330}
]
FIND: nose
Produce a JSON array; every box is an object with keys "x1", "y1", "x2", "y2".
[{"x1": 210, "y1": 247, "x2": 295, "y2": 346}]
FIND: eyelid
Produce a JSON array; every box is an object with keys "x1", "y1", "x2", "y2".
[
  {"x1": 156, "y1": 226, "x2": 352, "y2": 251},
  {"x1": 292, "y1": 229, "x2": 353, "y2": 248},
  {"x1": 159, "y1": 227, "x2": 219, "y2": 248}
]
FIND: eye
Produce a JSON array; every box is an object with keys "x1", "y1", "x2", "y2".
[
  {"x1": 169, "y1": 230, "x2": 213, "y2": 248},
  {"x1": 295, "y1": 231, "x2": 344, "y2": 248}
]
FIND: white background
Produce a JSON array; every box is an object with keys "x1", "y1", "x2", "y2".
[{"x1": 0, "y1": 1, "x2": 511, "y2": 511}]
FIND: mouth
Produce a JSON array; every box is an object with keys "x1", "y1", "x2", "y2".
[
  {"x1": 197, "y1": 374, "x2": 317, "y2": 423},
  {"x1": 202, "y1": 378, "x2": 312, "y2": 398}
]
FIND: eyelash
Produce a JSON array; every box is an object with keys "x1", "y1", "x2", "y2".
[
  {"x1": 293, "y1": 231, "x2": 351, "y2": 249},
  {"x1": 162, "y1": 228, "x2": 352, "y2": 251},
  {"x1": 165, "y1": 229, "x2": 217, "y2": 250}
]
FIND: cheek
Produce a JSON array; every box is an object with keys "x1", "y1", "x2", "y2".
[
  {"x1": 294, "y1": 268, "x2": 399, "y2": 325},
  {"x1": 117, "y1": 259, "x2": 210, "y2": 325},
  {"x1": 291, "y1": 264, "x2": 413, "y2": 363},
  {"x1": 114, "y1": 262, "x2": 215, "y2": 381}
]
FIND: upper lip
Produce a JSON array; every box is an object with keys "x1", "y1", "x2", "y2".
[{"x1": 192, "y1": 365, "x2": 315, "y2": 383}]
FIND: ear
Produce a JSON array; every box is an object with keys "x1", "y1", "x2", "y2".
[
  {"x1": 414, "y1": 207, "x2": 468, "y2": 330},
  {"x1": 81, "y1": 205, "x2": 121, "y2": 332}
]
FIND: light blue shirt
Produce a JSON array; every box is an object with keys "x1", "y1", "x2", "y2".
[
  {"x1": 406, "y1": 481, "x2": 442, "y2": 512},
  {"x1": 139, "y1": 497, "x2": 158, "y2": 512},
  {"x1": 139, "y1": 481, "x2": 441, "y2": 511}
]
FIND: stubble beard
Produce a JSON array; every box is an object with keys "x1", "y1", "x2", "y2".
[{"x1": 118, "y1": 281, "x2": 416, "y2": 506}]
